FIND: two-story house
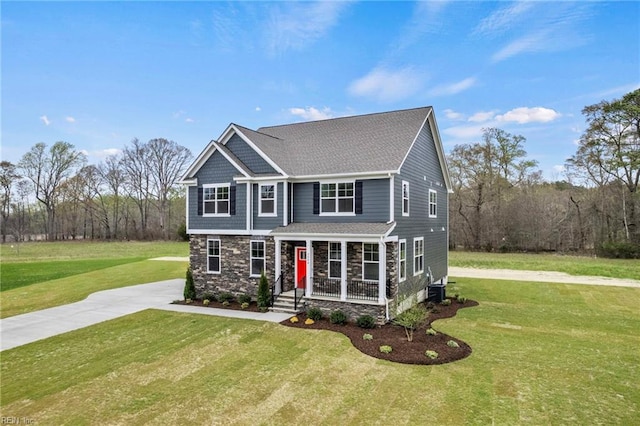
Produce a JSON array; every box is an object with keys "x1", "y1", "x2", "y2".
[{"x1": 180, "y1": 107, "x2": 452, "y2": 323}]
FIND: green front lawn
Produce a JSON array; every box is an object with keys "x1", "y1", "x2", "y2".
[{"x1": 2, "y1": 279, "x2": 638, "y2": 424}]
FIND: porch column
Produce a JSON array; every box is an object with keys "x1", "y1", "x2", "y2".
[
  {"x1": 305, "y1": 239, "x2": 312, "y2": 298},
  {"x1": 275, "y1": 238, "x2": 282, "y2": 294},
  {"x1": 378, "y1": 240, "x2": 386, "y2": 304},
  {"x1": 340, "y1": 240, "x2": 347, "y2": 301}
]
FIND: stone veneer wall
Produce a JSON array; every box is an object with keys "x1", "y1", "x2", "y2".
[
  {"x1": 306, "y1": 299, "x2": 387, "y2": 325},
  {"x1": 189, "y1": 234, "x2": 275, "y2": 299}
]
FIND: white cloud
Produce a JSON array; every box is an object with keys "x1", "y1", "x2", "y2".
[
  {"x1": 491, "y1": 30, "x2": 549, "y2": 62},
  {"x1": 185, "y1": 118, "x2": 195, "y2": 123},
  {"x1": 443, "y1": 109, "x2": 464, "y2": 120},
  {"x1": 90, "y1": 148, "x2": 122, "y2": 159},
  {"x1": 429, "y1": 77, "x2": 476, "y2": 97},
  {"x1": 255, "y1": 106, "x2": 262, "y2": 112},
  {"x1": 474, "y1": 1, "x2": 535, "y2": 36},
  {"x1": 443, "y1": 124, "x2": 485, "y2": 140},
  {"x1": 348, "y1": 67, "x2": 425, "y2": 103},
  {"x1": 468, "y1": 111, "x2": 496, "y2": 123},
  {"x1": 39, "y1": 115, "x2": 51, "y2": 126},
  {"x1": 65, "y1": 116, "x2": 76, "y2": 123},
  {"x1": 265, "y1": 1, "x2": 350, "y2": 55},
  {"x1": 496, "y1": 107, "x2": 560, "y2": 124},
  {"x1": 289, "y1": 106, "x2": 333, "y2": 121}
]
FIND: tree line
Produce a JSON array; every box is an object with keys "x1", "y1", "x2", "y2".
[
  {"x1": 1, "y1": 90, "x2": 638, "y2": 258},
  {"x1": 0, "y1": 138, "x2": 192, "y2": 243},
  {"x1": 448, "y1": 89, "x2": 639, "y2": 258}
]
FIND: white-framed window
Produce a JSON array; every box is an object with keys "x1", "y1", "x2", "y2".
[
  {"x1": 259, "y1": 183, "x2": 276, "y2": 217},
  {"x1": 363, "y1": 243, "x2": 379, "y2": 281},
  {"x1": 203, "y1": 184, "x2": 230, "y2": 216},
  {"x1": 328, "y1": 242, "x2": 341, "y2": 279},
  {"x1": 399, "y1": 239, "x2": 406, "y2": 282},
  {"x1": 250, "y1": 240, "x2": 266, "y2": 277},
  {"x1": 321, "y1": 182, "x2": 354, "y2": 214},
  {"x1": 402, "y1": 181, "x2": 410, "y2": 216},
  {"x1": 207, "y1": 239, "x2": 221, "y2": 274},
  {"x1": 429, "y1": 189, "x2": 437, "y2": 218},
  {"x1": 414, "y1": 237, "x2": 424, "y2": 275}
]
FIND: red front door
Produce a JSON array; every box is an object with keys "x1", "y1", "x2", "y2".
[{"x1": 295, "y1": 247, "x2": 307, "y2": 289}]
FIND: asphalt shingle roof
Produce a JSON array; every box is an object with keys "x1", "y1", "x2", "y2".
[
  {"x1": 242, "y1": 107, "x2": 432, "y2": 177},
  {"x1": 270, "y1": 222, "x2": 395, "y2": 237}
]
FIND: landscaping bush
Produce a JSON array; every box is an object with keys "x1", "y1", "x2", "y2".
[
  {"x1": 440, "y1": 299, "x2": 451, "y2": 306},
  {"x1": 184, "y1": 269, "x2": 196, "y2": 300},
  {"x1": 203, "y1": 299, "x2": 210, "y2": 306},
  {"x1": 241, "y1": 302, "x2": 249, "y2": 310},
  {"x1": 598, "y1": 241, "x2": 640, "y2": 259},
  {"x1": 356, "y1": 315, "x2": 376, "y2": 329},
  {"x1": 218, "y1": 292, "x2": 234, "y2": 303},
  {"x1": 329, "y1": 309, "x2": 347, "y2": 325},
  {"x1": 447, "y1": 340, "x2": 460, "y2": 348},
  {"x1": 393, "y1": 303, "x2": 428, "y2": 342},
  {"x1": 426, "y1": 328, "x2": 437, "y2": 336},
  {"x1": 457, "y1": 296, "x2": 467, "y2": 304},
  {"x1": 307, "y1": 307, "x2": 323, "y2": 321},
  {"x1": 202, "y1": 293, "x2": 216, "y2": 302},
  {"x1": 379, "y1": 345, "x2": 392, "y2": 354},
  {"x1": 257, "y1": 272, "x2": 271, "y2": 310},
  {"x1": 237, "y1": 294, "x2": 252, "y2": 304},
  {"x1": 363, "y1": 333, "x2": 373, "y2": 341},
  {"x1": 425, "y1": 350, "x2": 438, "y2": 359}
]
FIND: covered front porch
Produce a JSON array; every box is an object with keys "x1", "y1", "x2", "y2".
[{"x1": 270, "y1": 223, "x2": 397, "y2": 306}]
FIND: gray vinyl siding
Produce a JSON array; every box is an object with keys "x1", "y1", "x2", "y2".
[
  {"x1": 392, "y1": 121, "x2": 448, "y2": 284},
  {"x1": 292, "y1": 178, "x2": 390, "y2": 223},
  {"x1": 253, "y1": 182, "x2": 284, "y2": 230},
  {"x1": 188, "y1": 150, "x2": 246, "y2": 230},
  {"x1": 225, "y1": 134, "x2": 277, "y2": 175}
]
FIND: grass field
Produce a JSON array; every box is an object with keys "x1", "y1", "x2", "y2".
[
  {"x1": 1, "y1": 241, "x2": 188, "y2": 318},
  {"x1": 449, "y1": 250, "x2": 640, "y2": 280},
  {"x1": 1, "y1": 279, "x2": 638, "y2": 424}
]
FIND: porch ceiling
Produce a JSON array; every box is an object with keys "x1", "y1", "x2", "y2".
[{"x1": 270, "y1": 222, "x2": 395, "y2": 239}]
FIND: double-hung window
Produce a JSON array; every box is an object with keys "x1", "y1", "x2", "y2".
[
  {"x1": 363, "y1": 243, "x2": 379, "y2": 281},
  {"x1": 414, "y1": 237, "x2": 424, "y2": 275},
  {"x1": 329, "y1": 242, "x2": 342, "y2": 279},
  {"x1": 207, "y1": 239, "x2": 221, "y2": 274},
  {"x1": 259, "y1": 184, "x2": 276, "y2": 216},
  {"x1": 399, "y1": 240, "x2": 406, "y2": 282},
  {"x1": 321, "y1": 182, "x2": 354, "y2": 214},
  {"x1": 429, "y1": 189, "x2": 437, "y2": 218},
  {"x1": 402, "y1": 181, "x2": 410, "y2": 216},
  {"x1": 203, "y1": 184, "x2": 229, "y2": 215},
  {"x1": 250, "y1": 240, "x2": 266, "y2": 277}
]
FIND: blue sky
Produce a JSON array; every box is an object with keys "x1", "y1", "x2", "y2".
[{"x1": 2, "y1": 1, "x2": 638, "y2": 180}]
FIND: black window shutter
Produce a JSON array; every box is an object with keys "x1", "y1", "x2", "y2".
[
  {"x1": 355, "y1": 181, "x2": 363, "y2": 214},
  {"x1": 197, "y1": 187, "x2": 203, "y2": 216},
  {"x1": 313, "y1": 182, "x2": 320, "y2": 215},
  {"x1": 230, "y1": 185, "x2": 236, "y2": 215}
]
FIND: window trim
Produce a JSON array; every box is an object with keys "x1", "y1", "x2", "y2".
[
  {"x1": 399, "y1": 239, "x2": 406, "y2": 282},
  {"x1": 328, "y1": 242, "x2": 342, "y2": 280},
  {"x1": 402, "y1": 180, "x2": 410, "y2": 217},
  {"x1": 429, "y1": 189, "x2": 437, "y2": 218},
  {"x1": 362, "y1": 242, "x2": 380, "y2": 282},
  {"x1": 249, "y1": 240, "x2": 266, "y2": 277},
  {"x1": 202, "y1": 183, "x2": 231, "y2": 217},
  {"x1": 258, "y1": 183, "x2": 277, "y2": 217},
  {"x1": 319, "y1": 180, "x2": 356, "y2": 216},
  {"x1": 207, "y1": 239, "x2": 221, "y2": 274},
  {"x1": 413, "y1": 237, "x2": 424, "y2": 276}
]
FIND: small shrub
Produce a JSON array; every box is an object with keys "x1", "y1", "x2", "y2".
[
  {"x1": 393, "y1": 303, "x2": 428, "y2": 342},
  {"x1": 426, "y1": 328, "x2": 437, "y2": 336},
  {"x1": 425, "y1": 350, "x2": 439, "y2": 359},
  {"x1": 257, "y1": 272, "x2": 271, "y2": 309},
  {"x1": 426, "y1": 301, "x2": 435, "y2": 310},
  {"x1": 363, "y1": 333, "x2": 373, "y2": 341},
  {"x1": 304, "y1": 318, "x2": 315, "y2": 325},
  {"x1": 440, "y1": 299, "x2": 451, "y2": 306},
  {"x1": 457, "y1": 296, "x2": 467, "y2": 304},
  {"x1": 185, "y1": 298, "x2": 193, "y2": 304},
  {"x1": 379, "y1": 345, "x2": 392, "y2": 354},
  {"x1": 290, "y1": 316, "x2": 299, "y2": 323},
  {"x1": 307, "y1": 307, "x2": 323, "y2": 321},
  {"x1": 241, "y1": 302, "x2": 249, "y2": 309},
  {"x1": 447, "y1": 340, "x2": 460, "y2": 348},
  {"x1": 203, "y1": 299, "x2": 210, "y2": 306},
  {"x1": 329, "y1": 309, "x2": 347, "y2": 325},
  {"x1": 222, "y1": 300, "x2": 230, "y2": 307},
  {"x1": 218, "y1": 292, "x2": 234, "y2": 303},
  {"x1": 356, "y1": 315, "x2": 376, "y2": 329},
  {"x1": 202, "y1": 293, "x2": 216, "y2": 302},
  {"x1": 184, "y1": 269, "x2": 196, "y2": 300},
  {"x1": 237, "y1": 294, "x2": 252, "y2": 304}
]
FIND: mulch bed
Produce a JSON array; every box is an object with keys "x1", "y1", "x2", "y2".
[
  {"x1": 281, "y1": 298, "x2": 479, "y2": 365},
  {"x1": 174, "y1": 296, "x2": 478, "y2": 365}
]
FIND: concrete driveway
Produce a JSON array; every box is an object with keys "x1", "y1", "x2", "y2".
[{"x1": 0, "y1": 279, "x2": 291, "y2": 351}]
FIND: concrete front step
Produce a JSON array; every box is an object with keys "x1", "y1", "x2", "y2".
[{"x1": 269, "y1": 292, "x2": 306, "y2": 314}]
